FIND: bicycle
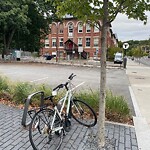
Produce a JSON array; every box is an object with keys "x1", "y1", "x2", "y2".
[{"x1": 29, "y1": 73, "x2": 97, "y2": 150}]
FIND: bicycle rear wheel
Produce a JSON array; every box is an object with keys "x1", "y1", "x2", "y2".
[
  {"x1": 71, "y1": 99, "x2": 97, "y2": 127},
  {"x1": 29, "y1": 108, "x2": 63, "y2": 150}
]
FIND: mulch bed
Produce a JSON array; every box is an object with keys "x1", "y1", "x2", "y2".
[{"x1": 0, "y1": 98, "x2": 134, "y2": 125}]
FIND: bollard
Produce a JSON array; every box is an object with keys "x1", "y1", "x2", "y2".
[{"x1": 123, "y1": 57, "x2": 127, "y2": 69}]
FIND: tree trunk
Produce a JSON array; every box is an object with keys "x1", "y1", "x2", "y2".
[
  {"x1": 2, "y1": 28, "x2": 16, "y2": 59},
  {"x1": 98, "y1": 0, "x2": 109, "y2": 149}
]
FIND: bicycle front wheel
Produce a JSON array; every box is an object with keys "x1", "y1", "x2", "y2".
[
  {"x1": 29, "y1": 108, "x2": 63, "y2": 150},
  {"x1": 71, "y1": 99, "x2": 97, "y2": 127}
]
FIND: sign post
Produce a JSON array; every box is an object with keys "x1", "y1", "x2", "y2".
[
  {"x1": 78, "y1": 47, "x2": 83, "y2": 60},
  {"x1": 123, "y1": 43, "x2": 129, "y2": 55},
  {"x1": 123, "y1": 43, "x2": 129, "y2": 68}
]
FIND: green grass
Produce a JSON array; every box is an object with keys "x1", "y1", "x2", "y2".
[
  {"x1": 106, "y1": 90, "x2": 130, "y2": 117},
  {"x1": 0, "y1": 76, "x2": 9, "y2": 92},
  {"x1": 75, "y1": 88, "x2": 99, "y2": 111},
  {"x1": 12, "y1": 82, "x2": 33, "y2": 104}
]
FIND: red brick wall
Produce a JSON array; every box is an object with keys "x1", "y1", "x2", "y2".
[{"x1": 40, "y1": 18, "x2": 117, "y2": 59}]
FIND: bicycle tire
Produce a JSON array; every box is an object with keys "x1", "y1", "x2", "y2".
[
  {"x1": 29, "y1": 108, "x2": 63, "y2": 150},
  {"x1": 70, "y1": 99, "x2": 97, "y2": 127}
]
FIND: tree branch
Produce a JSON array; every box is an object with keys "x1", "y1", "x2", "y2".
[{"x1": 109, "y1": 0, "x2": 126, "y2": 23}]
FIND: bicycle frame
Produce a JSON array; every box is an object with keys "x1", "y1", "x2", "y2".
[{"x1": 50, "y1": 81, "x2": 85, "y2": 133}]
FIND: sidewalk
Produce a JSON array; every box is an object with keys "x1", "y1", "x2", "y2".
[
  {"x1": 126, "y1": 59, "x2": 150, "y2": 150},
  {"x1": 0, "y1": 103, "x2": 138, "y2": 150}
]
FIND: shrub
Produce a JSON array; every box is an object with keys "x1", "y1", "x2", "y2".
[
  {"x1": 13, "y1": 82, "x2": 33, "y2": 104},
  {"x1": 0, "y1": 76, "x2": 12, "y2": 100},
  {"x1": 75, "y1": 88, "x2": 99, "y2": 112},
  {"x1": 36, "y1": 84, "x2": 52, "y2": 97},
  {"x1": 31, "y1": 84, "x2": 52, "y2": 106},
  {"x1": 105, "y1": 90, "x2": 131, "y2": 122},
  {"x1": 0, "y1": 76, "x2": 9, "y2": 92}
]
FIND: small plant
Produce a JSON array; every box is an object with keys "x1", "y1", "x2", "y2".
[
  {"x1": 0, "y1": 76, "x2": 12, "y2": 100},
  {"x1": 105, "y1": 90, "x2": 131, "y2": 122},
  {"x1": 31, "y1": 84, "x2": 52, "y2": 106},
  {"x1": 36, "y1": 84, "x2": 52, "y2": 97},
  {"x1": 0, "y1": 76, "x2": 9, "y2": 92},
  {"x1": 75, "y1": 88, "x2": 99, "y2": 112},
  {"x1": 13, "y1": 82, "x2": 34, "y2": 104}
]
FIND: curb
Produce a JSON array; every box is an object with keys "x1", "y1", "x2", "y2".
[{"x1": 129, "y1": 85, "x2": 150, "y2": 150}]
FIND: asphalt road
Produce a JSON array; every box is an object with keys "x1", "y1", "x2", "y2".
[
  {"x1": 0, "y1": 62, "x2": 134, "y2": 115},
  {"x1": 135, "y1": 57, "x2": 150, "y2": 66}
]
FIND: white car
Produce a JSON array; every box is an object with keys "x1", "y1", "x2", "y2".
[{"x1": 114, "y1": 52, "x2": 123, "y2": 64}]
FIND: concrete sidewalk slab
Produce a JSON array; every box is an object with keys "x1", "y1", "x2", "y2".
[{"x1": 127, "y1": 59, "x2": 150, "y2": 150}]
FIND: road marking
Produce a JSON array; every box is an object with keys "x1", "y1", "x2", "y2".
[
  {"x1": 0, "y1": 72, "x2": 18, "y2": 75},
  {"x1": 30, "y1": 77, "x2": 48, "y2": 83}
]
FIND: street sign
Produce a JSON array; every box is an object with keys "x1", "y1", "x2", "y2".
[
  {"x1": 78, "y1": 47, "x2": 83, "y2": 53},
  {"x1": 123, "y1": 43, "x2": 129, "y2": 49}
]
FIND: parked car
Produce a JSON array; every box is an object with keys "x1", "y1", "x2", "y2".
[{"x1": 114, "y1": 52, "x2": 123, "y2": 64}]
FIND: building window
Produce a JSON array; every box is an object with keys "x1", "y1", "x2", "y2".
[
  {"x1": 44, "y1": 38, "x2": 49, "y2": 48},
  {"x1": 78, "y1": 38, "x2": 82, "y2": 47},
  {"x1": 78, "y1": 23, "x2": 83, "y2": 33},
  {"x1": 59, "y1": 29, "x2": 63, "y2": 33},
  {"x1": 86, "y1": 23, "x2": 91, "y2": 33},
  {"x1": 45, "y1": 43, "x2": 49, "y2": 48},
  {"x1": 94, "y1": 24, "x2": 99, "y2": 32},
  {"x1": 94, "y1": 38, "x2": 99, "y2": 47},
  {"x1": 59, "y1": 38, "x2": 63, "y2": 47},
  {"x1": 59, "y1": 23, "x2": 63, "y2": 33},
  {"x1": 68, "y1": 22, "x2": 73, "y2": 37},
  {"x1": 52, "y1": 38, "x2": 56, "y2": 47},
  {"x1": 86, "y1": 38, "x2": 90, "y2": 47},
  {"x1": 68, "y1": 23, "x2": 73, "y2": 33}
]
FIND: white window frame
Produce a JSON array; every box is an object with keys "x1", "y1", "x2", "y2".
[
  {"x1": 86, "y1": 38, "x2": 90, "y2": 47},
  {"x1": 68, "y1": 23, "x2": 73, "y2": 33},
  {"x1": 52, "y1": 38, "x2": 56, "y2": 47},
  {"x1": 44, "y1": 39, "x2": 49, "y2": 48},
  {"x1": 78, "y1": 38, "x2": 82, "y2": 47},
  {"x1": 78, "y1": 23, "x2": 83, "y2": 33},
  {"x1": 94, "y1": 38, "x2": 99, "y2": 47},
  {"x1": 94, "y1": 24, "x2": 99, "y2": 32},
  {"x1": 59, "y1": 38, "x2": 63, "y2": 47},
  {"x1": 86, "y1": 24, "x2": 91, "y2": 33}
]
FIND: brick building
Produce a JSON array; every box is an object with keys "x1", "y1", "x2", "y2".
[{"x1": 41, "y1": 16, "x2": 118, "y2": 60}]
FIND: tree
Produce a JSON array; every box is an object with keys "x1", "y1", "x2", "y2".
[
  {"x1": 107, "y1": 46, "x2": 122, "y2": 60},
  {"x1": 52, "y1": 0, "x2": 150, "y2": 149},
  {"x1": 0, "y1": 0, "x2": 58, "y2": 56},
  {"x1": 0, "y1": 0, "x2": 29, "y2": 58}
]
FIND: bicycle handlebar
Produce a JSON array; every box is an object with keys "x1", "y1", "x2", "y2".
[
  {"x1": 53, "y1": 84, "x2": 64, "y2": 91},
  {"x1": 53, "y1": 73, "x2": 76, "y2": 91},
  {"x1": 68, "y1": 73, "x2": 76, "y2": 80}
]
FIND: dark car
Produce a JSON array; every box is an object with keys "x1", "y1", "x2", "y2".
[{"x1": 46, "y1": 55, "x2": 53, "y2": 60}]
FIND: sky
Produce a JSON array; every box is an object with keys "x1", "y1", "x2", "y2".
[{"x1": 111, "y1": 12, "x2": 150, "y2": 42}]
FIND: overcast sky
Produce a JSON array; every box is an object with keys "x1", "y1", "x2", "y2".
[{"x1": 111, "y1": 12, "x2": 150, "y2": 42}]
